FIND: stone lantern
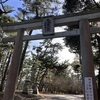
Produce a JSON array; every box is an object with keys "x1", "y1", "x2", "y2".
[
  {"x1": 33, "y1": 82, "x2": 39, "y2": 94},
  {"x1": 23, "y1": 79, "x2": 30, "y2": 94}
]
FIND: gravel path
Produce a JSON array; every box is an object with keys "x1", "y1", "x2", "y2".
[{"x1": 40, "y1": 94, "x2": 84, "y2": 100}]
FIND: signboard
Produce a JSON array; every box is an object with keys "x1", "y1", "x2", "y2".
[
  {"x1": 85, "y1": 77, "x2": 94, "y2": 100},
  {"x1": 43, "y1": 17, "x2": 54, "y2": 35}
]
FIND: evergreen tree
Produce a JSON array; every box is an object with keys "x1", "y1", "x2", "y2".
[
  {"x1": 16, "y1": 0, "x2": 62, "y2": 21},
  {"x1": 0, "y1": 14, "x2": 15, "y2": 91},
  {"x1": 62, "y1": 0, "x2": 100, "y2": 96},
  {"x1": 0, "y1": 0, "x2": 14, "y2": 15},
  {"x1": 63, "y1": 0, "x2": 99, "y2": 14},
  {"x1": 30, "y1": 39, "x2": 69, "y2": 91}
]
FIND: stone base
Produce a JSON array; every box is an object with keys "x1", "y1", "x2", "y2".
[{"x1": 33, "y1": 88, "x2": 39, "y2": 94}]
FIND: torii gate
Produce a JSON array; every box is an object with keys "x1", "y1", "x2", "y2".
[{"x1": 1, "y1": 10, "x2": 100, "y2": 100}]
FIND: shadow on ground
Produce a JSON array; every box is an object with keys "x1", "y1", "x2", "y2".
[
  {"x1": 50, "y1": 97, "x2": 68, "y2": 100},
  {"x1": 48, "y1": 96, "x2": 84, "y2": 100}
]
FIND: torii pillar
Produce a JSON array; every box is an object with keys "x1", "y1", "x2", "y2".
[
  {"x1": 80, "y1": 19, "x2": 98, "y2": 100},
  {"x1": 3, "y1": 29, "x2": 24, "y2": 100}
]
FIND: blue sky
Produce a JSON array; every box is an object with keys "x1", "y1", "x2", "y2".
[
  {"x1": 2, "y1": 0, "x2": 100, "y2": 64},
  {"x1": 5, "y1": 0, "x2": 22, "y2": 9},
  {"x1": 5, "y1": 0, "x2": 100, "y2": 9},
  {"x1": 5, "y1": 0, "x2": 22, "y2": 16},
  {"x1": 4, "y1": 0, "x2": 76, "y2": 63},
  {"x1": 5, "y1": 0, "x2": 100, "y2": 17}
]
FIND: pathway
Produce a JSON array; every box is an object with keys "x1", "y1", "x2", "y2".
[{"x1": 40, "y1": 94, "x2": 84, "y2": 100}]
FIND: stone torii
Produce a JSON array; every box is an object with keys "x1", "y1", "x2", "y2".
[{"x1": 1, "y1": 10, "x2": 100, "y2": 100}]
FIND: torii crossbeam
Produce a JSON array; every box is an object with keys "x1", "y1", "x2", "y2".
[{"x1": 1, "y1": 10, "x2": 100, "y2": 100}]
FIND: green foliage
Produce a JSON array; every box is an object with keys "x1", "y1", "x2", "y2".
[
  {"x1": 16, "y1": 0, "x2": 62, "y2": 21},
  {"x1": 63, "y1": 0, "x2": 100, "y2": 57},
  {"x1": 63, "y1": 0, "x2": 100, "y2": 60},
  {"x1": 91, "y1": 33, "x2": 100, "y2": 65},
  {"x1": 63, "y1": 0, "x2": 100, "y2": 94},
  {"x1": 64, "y1": 36, "x2": 80, "y2": 54},
  {"x1": 0, "y1": 2, "x2": 15, "y2": 91},
  {"x1": 0, "y1": 14, "x2": 14, "y2": 23},
  {"x1": 27, "y1": 39, "x2": 70, "y2": 91},
  {"x1": 63, "y1": 0, "x2": 100, "y2": 14},
  {"x1": 63, "y1": 0, "x2": 82, "y2": 13},
  {"x1": 0, "y1": 0, "x2": 14, "y2": 15}
]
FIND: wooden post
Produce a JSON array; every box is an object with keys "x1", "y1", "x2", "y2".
[
  {"x1": 79, "y1": 19, "x2": 98, "y2": 100},
  {"x1": 3, "y1": 29, "x2": 24, "y2": 100}
]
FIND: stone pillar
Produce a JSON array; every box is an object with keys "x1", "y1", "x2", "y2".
[
  {"x1": 79, "y1": 19, "x2": 98, "y2": 100},
  {"x1": 3, "y1": 29, "x2": 24, "y2": 100}
]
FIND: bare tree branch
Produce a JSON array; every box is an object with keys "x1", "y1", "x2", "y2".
[
  {"x1": 0, "y1": 1, "x2": 6, "y2": 12},
  {"x1": 93, "y1": 0, "x2": 100, "y2": 8},
  {"x1": 0, "y1": 0, "x2": 8, "y2": 4}
]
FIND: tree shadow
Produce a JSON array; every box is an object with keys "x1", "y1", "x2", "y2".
[
  {"x1": 49, "y1": 96, "x2": 84, "y2": 100},
  {"x1": 49, "y1": 97, "x2": 68, "y2": 100}
]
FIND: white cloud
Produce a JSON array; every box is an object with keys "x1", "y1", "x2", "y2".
[
  {"x1": 58, "y1": 47, "x2": 75, "y2": 63},
  {"x1": 53, "y1": 38, "x2": 75, "y2": 63},
  {"x1": 96, "y1": 0, "x2": 100, "y2": 2},
  {"x1": 30, "y1": 37, "x2": 75, "y2": 63}
]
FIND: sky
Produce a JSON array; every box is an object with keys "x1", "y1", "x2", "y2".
[
  {"x1": 5, "y1": 0, "x2": 100, "y2": 11},
  {"x1": 3, "y1": 0, "x2": 76, "y2": 63},
  {"x1": 4, "y1": 0, "x2": 100, "y2": 63},
  {"x1": 5, "y1": 0, "x2": 22, "y2": 15},
  {"x1": 29, "y1": 28, "x2": 76, "y2": 63},
  {"x1": 5, "y1": 0, "x2": 22, "y2": 9}
]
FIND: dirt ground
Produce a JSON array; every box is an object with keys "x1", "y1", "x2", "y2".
[
  {"x1": 0, "y1": 90, "x2": 44, "y2": 100},
  {"x1": 0, "y1": 92, "x2": 84, "y2": 100}
]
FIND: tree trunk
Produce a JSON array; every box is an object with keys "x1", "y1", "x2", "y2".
[
  {"x1": 96, "y1": 35, "x2": 100, "y2": 98},
  {"x1": 39, "y1": 68, "x2": 48, "y2": 91},
  {"x1": 17, "y1": 72, "x2": 23, "y2": 89},
  {"x1": 18, "y1": 30, "x2": 32, "y2": 76},
  {"x1": 0, "y1": 52, "x2": 12, "y2": 91},
  {"x1": 98, "y1": 67, "x2": 100, "y2": 90}
]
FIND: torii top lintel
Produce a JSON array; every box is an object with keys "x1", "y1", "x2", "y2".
[{"x1": 1, "y1": 10, "x2": 100, "y2": 32}]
